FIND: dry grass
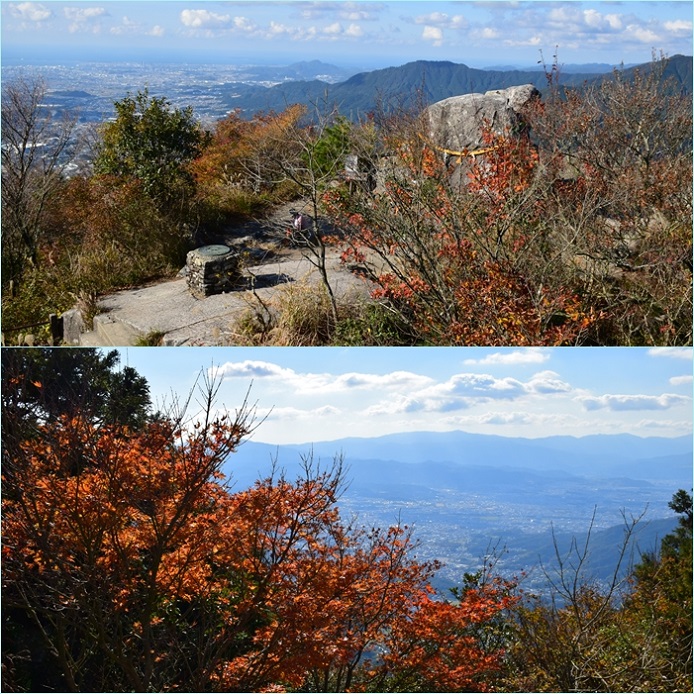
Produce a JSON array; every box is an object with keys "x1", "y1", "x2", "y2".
[{"x1": 230, "y1": 278, "x2": 336, "y2": 346}]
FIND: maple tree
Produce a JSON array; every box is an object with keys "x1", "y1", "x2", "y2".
[
  {"x1": 191, "y1": 105, "x2": 307, "y2": 222},
  {"x1": 2, "y1": 367, "x2": 518, "y2": 692},
  {"x1": 323, "y1": 111, "x2": 594, "y2": 346}
]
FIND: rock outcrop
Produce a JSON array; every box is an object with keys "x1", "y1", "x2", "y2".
[{"x1": 425, "y1": 84, "x2": 541, "y2": 156}]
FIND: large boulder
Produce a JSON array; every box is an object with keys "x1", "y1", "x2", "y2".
[{"x1": 425, "y1": 84, "x2": 541, "y2": 156}]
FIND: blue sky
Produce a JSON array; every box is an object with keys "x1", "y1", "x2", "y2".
[
  {"x1": 2, "y1": 1, "x2": 692, "y2": 68},
  {"x1": 113, "y1": 347, "x2": 693, "y2": 444}
]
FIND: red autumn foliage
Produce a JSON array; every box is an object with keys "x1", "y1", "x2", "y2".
[
  {"x1": 323, "y1": 125, "x2": 594, "y2": 346},
  {"x1": 2, "y1": 391, "x2": 518, "y2": 692}
]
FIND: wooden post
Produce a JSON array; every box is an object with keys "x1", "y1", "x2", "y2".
[{"x1": 49, "y1": 314, "x2": 63, "y2": 345}]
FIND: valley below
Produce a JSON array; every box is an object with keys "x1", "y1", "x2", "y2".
[{"x1": 225, "y1": 431, "x2": 691, "y2": 596}]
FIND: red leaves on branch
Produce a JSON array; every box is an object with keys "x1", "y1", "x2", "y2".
[
  {"x1": 3, "y1": 409, "x2": 518, "y2": 691},
  {"x1": 321, "y1": 123, "x2": 597, "y2": 345}
]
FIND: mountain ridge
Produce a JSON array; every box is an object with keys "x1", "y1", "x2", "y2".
[
  {"x1": 223, "y1": 431, "x2": 690, "y2": 592},
  {"x1": 223, "y1": 54, "x2": 693, "y2": 117},
  {"x1": 227, "y1": 430, "x2": 692, "y2": 487}
]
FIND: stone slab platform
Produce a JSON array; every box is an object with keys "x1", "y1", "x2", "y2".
[{"x1": 83, "y1": 250, "x2": 372, "y2": 346}]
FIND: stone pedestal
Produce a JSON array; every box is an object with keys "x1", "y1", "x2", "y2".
[{"x1": 186, "y1": 245, "x2": 239, "y2": 298}]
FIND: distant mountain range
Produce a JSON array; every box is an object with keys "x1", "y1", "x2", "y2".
[
  {"x1": 226, "y1": 430, "x2": 692, "y2": 487},
  {"x1": 223, "y1": 430, "x2": 690, "y2": 593},
  {"x1": 221, "y1": 54, "x2": 693, "y2": 118}
]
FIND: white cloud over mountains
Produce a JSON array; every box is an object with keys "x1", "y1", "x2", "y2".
[
  {"x1": 123, "y1": 347, "x2": 692, "y2": 444},
  {"x1": 213, "y1": 361, "x2": 577, "y2": 421},
  {"x1": 203, "y1": 353, "x2": 692, "y2": 442},
  {"x1": 3, "y1": 1, "x2": 690, "y2": 64},
  {"x1": 578, "y1": 393, "x2": 691, "y2": 412}
]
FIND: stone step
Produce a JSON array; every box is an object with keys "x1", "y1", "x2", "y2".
[
  {"x1": 89, "y1": 313, "x2": 144, "y2": 346},
  {"x1": 78, "y1": 329, "x2": 104, "y2": 346}
]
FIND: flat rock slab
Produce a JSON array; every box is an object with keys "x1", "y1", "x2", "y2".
[{"x1": 93, "y1": 250, "x2": 372, "y2": 346}]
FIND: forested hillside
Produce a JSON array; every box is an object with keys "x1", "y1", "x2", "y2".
[
  {"x1": 2, "y1": 54, "x2": 691, "y2": 346},
  {"x1": 218, "y1": 53, "x2": 693, "y2": 116},
  {"x1": 2, "y1": 349, "x2": 692, "y2": 692}
]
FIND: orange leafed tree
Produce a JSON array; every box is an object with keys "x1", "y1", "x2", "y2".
[
  {"x1": 2, "y1": 373, "x2": 517, "y2": 692},
  {"x1": 323, "y1": 118, "x2": 593, "y2": 346}
]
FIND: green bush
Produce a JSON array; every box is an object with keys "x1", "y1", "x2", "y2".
[{"x1": 333, "y1": 300, "x2": 420, "y2": 346}]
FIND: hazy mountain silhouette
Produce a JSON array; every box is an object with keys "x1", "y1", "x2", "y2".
[
  {"x1": 225, "y1": 431, "x2": 692, "y2": 489},
  {"x1": 224, "y1": 430, "x2": 690, "y2": 592},
  {"x1": 222, "y1": 54, "x2": 692, "y2": 117}
]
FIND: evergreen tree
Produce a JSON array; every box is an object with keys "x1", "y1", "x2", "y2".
[{"x1": 94, "y1": 89, "x2": 209, "y2": 208}]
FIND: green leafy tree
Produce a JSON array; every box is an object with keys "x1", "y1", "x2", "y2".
[
  {"x1": 502, "y1": 498, "x2": 693, "y2": 692},
  {"x1": 620, "y1": 490, "x2": 693, "y2": 691},
  {"x1": 308, "y1": 115, "x2": 353, "y2": 180},
  {"x1": 94, "y1": 89, "x2": 209, "y2": 209}
]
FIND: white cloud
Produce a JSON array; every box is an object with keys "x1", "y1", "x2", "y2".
[
  {"x1": 648, "y1": 347, "x2": 693, "y2": 360},
  {"x1": 415, "y1": 12, "x2": 449, "y2": 26},
  {"x1": 479, "y1": 27, "x2": 499, "y2": 40},
  {"x1": 343, "y1": 11, "x2": 367, "y2": 22},
  {"x1": 604, "y1": 13, "x2": 624, "y2": 31},
  {"x1": 503, "y1": 34, "x2": 542, "y2": 47},
  {"x1": 418, "y1": 373, "x2": 526, "y2": 402},
  {"x1": 64, "y1": 6, "x2": 107, "y2": 32},
  {"x1": 263, "y1": 405, "x2": 341, "y2": 421},
  {"x1": 583, "y1": 9, "x2": 622, "y2": 31},
  {"x1": 213, "y1": 360, "x2": 295, "y2": 380},
  {"x1": 577, "y1": 393, "x2": 690, "y2": 412},
  {"x1": 345, "y1": 23, "x2": 363, "y2": 38},
  {"x1": 450, "y1": 15, "x2": 468, "y2": 30},
  {"x1": 409, "y1": 369, "x2": 573, "y2": 413},
  {"x1": 433, "y1": 397, "x2": 473, "y2": 413},
  {"x1": 233, "y1": 16, "x2": 256, "y2": 32},
  {"x1": 470, "y1": 411, "x2": 534, "y2": 425},
  {"x1": 422, "y1": 25, "x2": 443, "y2": 46},
  {"x1": 670, "y1": 375, "x2": 693, "y2": 386},
  {"x1": 8, "y1": 1, "x2": 52, "y2": 22},
  {"x1": 111, "y1": 15, "x2": 164, "y2": 38},
  {"x1": 624, "y1": 23, "x2": 660, "y2": 44},
  {"x1": 664, "y1": 19, "x2": 692, "y2": 35},
  {"x1": 527, "y1": 371, "x2": 572, "y2": 394},
  {"x1": 64, "y1": 7, "x2": 106, "y2": 21},
  {"x1": 180, "y1": 9, "x2": 231, "y2": 29},
  {"x1": 269, "y1": 21, "x2": 291, "y2": 36},
  {"x1": 315, "y1": 21, "x2": 364, "y2": 38},
  {"x1": 109, "y1": 15, "x2": 136, "y2": 35},
  {"x1": 213, "y1": 362, "x2": 432, "y2": 396},
  {"x1": 366, "y1": 395, "x2": 425, "y2": 416},
  {"x1": 464, "y1": 349, "x2": 550, "y2": 366},
  {"x1": 298, "y1": 2, "x2": 381, "y2": 22},
  {"x1": 334, "y1": 370, "x2": 432, "y2": 391}
]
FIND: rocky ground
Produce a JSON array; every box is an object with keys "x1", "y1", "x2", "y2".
[{"x1": 79, "y1": 202, "x2": 374, "y2": 347}]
